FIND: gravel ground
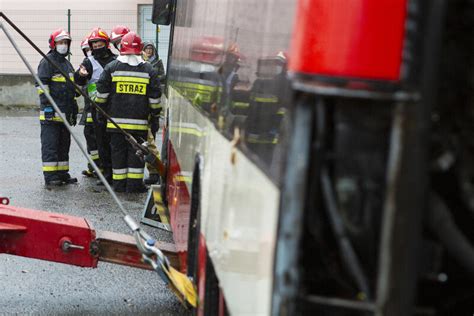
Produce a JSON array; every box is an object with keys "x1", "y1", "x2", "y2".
[{"x1": 0, "y1": 109, "x2": 188, "y2": 315}]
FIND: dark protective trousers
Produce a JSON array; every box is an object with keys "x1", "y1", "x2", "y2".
[
  {"x1": 84, "y1": 123, "x2": 102, "y2": 171},
  {"x1": 95, "y1": 120, "x2": 112, "y2": 180},
  {"x1": 110, "y1": 132, "x2": 145, "y2": 192},
  {"x1": 40, "y1": 122, "x2": 71, "y2": 182}
]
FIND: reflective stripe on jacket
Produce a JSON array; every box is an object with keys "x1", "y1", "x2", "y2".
[
  {"x1": 96, "y1": 59, "x2": 161, "y2": 134},
  {"x1": 36, "y1": 50, "x2": 78, "y2": 121}
]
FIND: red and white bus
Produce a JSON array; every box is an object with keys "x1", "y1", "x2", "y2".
[{"x1": 152, "y1": 0, "x2": 474, "y2": 315}]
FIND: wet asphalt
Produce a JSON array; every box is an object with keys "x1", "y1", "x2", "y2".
[{"x1": 0, "y1": 108, "x2": 187, "y2": 315}]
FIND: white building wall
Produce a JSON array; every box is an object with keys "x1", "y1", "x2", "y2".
[{"x1": 0, "y1": 0, "x2": 161, "y2": 74}]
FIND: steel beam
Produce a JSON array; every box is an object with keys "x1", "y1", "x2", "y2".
[
  {"x1": 0, "y1": 205, "x2": 98, "y2": 267},
  {"x1": 95, "y1": 230, "x2": 179, "y2": 270},
  {"x1": 0, "y1": 205, "x2": 179, "y2": 271}
]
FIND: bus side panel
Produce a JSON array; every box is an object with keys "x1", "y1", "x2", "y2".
[
  {"x1": 166, "y1": 139, "x2": 191, "y2": 256},
  {"x1": 166, "y1": 0, "x2": 297, "y2": 313},
  {"x1": 166, "y1": 86, "x2": 281, "y2": 315}
]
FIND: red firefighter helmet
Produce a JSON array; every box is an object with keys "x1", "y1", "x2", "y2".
[
  {"x1": 276, "y1": 50, "x2": 288, "y2": 62},
  {"x1": 110, "y1": 25, "x2": 130, "y2": 44},
  {"x1": 120, "y1": 32, "x2": 143, "y2": 55},
  {"x1": 88, "y1": 27, "x2": 110, "y2": 47},
  {"x1": 190, "y1": 36, "x2": 225, "y2": 65},
  {"x1": 80, "y1": 37, "x2": 90, "y2": 57},
  {"x1": 80, "y1": 37, "x2": 90, "y2": 50},
  {"x1": 48, "y1": 29, "x2": 71, "y2": 49}
]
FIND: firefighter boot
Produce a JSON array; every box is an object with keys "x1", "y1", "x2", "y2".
[
  {"x1": 60, "y1": 173, "x2": 78, "y2": 184},
  {"x1": 96, "y1": 168, "x2": 113, "y2": 186},
  {"x1": 45, "y1": 179, "x2": 63, "y2": 187}
]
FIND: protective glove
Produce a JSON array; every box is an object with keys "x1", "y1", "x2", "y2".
[
  {"x1": 150, "y1": 115, "x2": 160, "y2": 136},
  {"x1": 43, "y1": 106, "x2": 55, "y2": 121}
]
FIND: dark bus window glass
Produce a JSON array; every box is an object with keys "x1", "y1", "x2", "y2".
[{"x1": 168, "y1": 0, "x2": 296, "y2": 183}]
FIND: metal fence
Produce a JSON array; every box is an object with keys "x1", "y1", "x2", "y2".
[{"x1": 0, "y1": 9, "x2": 170, "y2": 74}]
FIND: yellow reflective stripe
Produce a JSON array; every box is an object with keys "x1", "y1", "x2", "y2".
[
  {"x1": 150, "y1": 103, "x2": 162, "y2": 110},
  {"x1": 112, "y1": 76, "x2": 150, "y2": 84},
  {"x1": 57, "y1": 165, "x2": 69, "y2": 171},
  {"x1": 173, "y1": 81, "x2": 218, "y2": 92},
  {"x1": 175, "y1": 127, "x2": 203, "y2": 137},
  {"x1": 172, "y1": 82, "x2": 214, "y2": 103},
  {"x1": 113, "y1": 174, "x2": 127, "y2": 180},
  {"x1": 42, "y1": 166, "x2": 58, "y2": 172},
  {"x1": 174, "y1": 175, "x2": 191, "y2": 183},
  {"x1": 39, "y1": 115, "x2": 63, "y2": 122},
  {"x1": 232, "y1": 101, "x2": 250, "y2": 108},
  {"x1": 252, "y1": 96, "x2": 278, "y2": 103},
  {"x1": 52, "y1": 77, "x2": 66, "y2": 82},
  {"x1": 37, "y1": 86, "x2": 49, "y2": 95},
  {"x1": 277, "y1": 110, "x2": 285, "y2": 115},
  {"x1": 152, "y1": 189, "x2": 169, "y2": 224},
  {"x1": 247, "y1": 137, "x2": 278, "y2": 144},
  {"x1": 91, "y1": 154, "x2": 99, "y2": 160},
  {"x1": 107, "y1": 122, "x2": 148, "y2": 131},
  {"x1": 95, "y1": 97, "x2": 107, "y2": 104},
  {"x1": 51, "y1": 76, "x2": 74, "y2": 83},
  {"x1": 127, "y1": 173, "x2": 144, "y2": 179},
  {"x1": 86, "y1": 117, "x2": 94, "y2": 123}
]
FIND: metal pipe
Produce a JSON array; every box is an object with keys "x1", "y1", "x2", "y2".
[
  {"x1": 302, "y1": 294, "x2": 376, "y2": 312},
  {"x1": 376, "y1": 0, "x2": 447, "y2": 314},
  {"x1": 67, "y1": 9, "x2": 71, "y2": 62},
  {"x1": 375, "y1": 102, "x2": 405, "y2": 315},
  {"x1": 271, "y1": 96, "x2": 313, "y2": 315},
  {"x1": 320, "y1": 167, "x2": 372, "y2": 299},
  {"x1": 429, "y1": 194, "x2": 474, "y2": 277}
]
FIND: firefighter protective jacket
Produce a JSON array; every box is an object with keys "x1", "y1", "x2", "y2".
[
  {"x1": 95, "y1": 59, "x2": 162, "y2": 134},
  {"x1": 36, "y1": 50, "x2": 78, "y2": 123},
  {"x1": 74, "y1": 52, "x2": 116, "y2": 86},
  {"x1": 74, "y1": 53, "x2": 116, "y2": 125}
]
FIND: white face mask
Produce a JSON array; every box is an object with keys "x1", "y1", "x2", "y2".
[
  {"x1": 86, "y1": 51, "x2": 92, "y2": 57},
  {"x1": 56, "y1": 44, "x2": 69, "y2": 55}
]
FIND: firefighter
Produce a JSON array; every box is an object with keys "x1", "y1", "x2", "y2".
[
  {"x1": 37, "y1": 29, "x2": 78, "y2": 186},
  {"x1": 142, "y1": 42, "x2": 165, "y2": 185},
  {"x1": 80, "y1": 37, "x2": 91, "y2": 57},
  {"x1": 96, "y1": 32, "x2": 161, "y2": 193},
  {"x1": 74, "y1": 28, "x2": 116, "y2": 183},
  {"x1": 77, "y1": 36, "x2": 97, "y2": 177},
  {"x1": 110, "y1": 25, "x2": 130, "y2": 52},
  {"x1": 245, "y1": 52, "x2": 290, "y2": 163},
  {"x1": 219, "y1": 44, "x2": 241, "y2": 114}
]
